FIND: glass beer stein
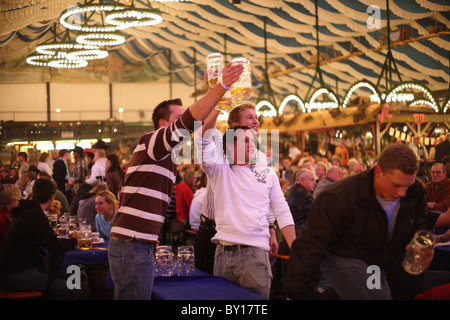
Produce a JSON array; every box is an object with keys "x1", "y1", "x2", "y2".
[
  {"x1": 402, "y1": 230, "x2": 435, "y2": 275},
  {"x1": 79, "y1": 228, "x2": 93, "y2": 250},
  {"x1": 216, "y1": 89, "x2": 233, "y2": 112},
  {"x1": 177, "y1": 246, "x2": 195, "y2": 276},
  {"x1": 155, "y1": 245, "x2": 175, "y2": 277},
  {"x1": 230, "y1": 57, "x2": 252, "y2": 100},
  {"x1": 206, "y1": 52, "x2": 224, "y2": 89}
]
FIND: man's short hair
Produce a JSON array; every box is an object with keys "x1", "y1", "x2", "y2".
[
  {"x1": 59, "y1": 149, "x2": 69, "y2": 158},
  {"x1": 18, "y1": 152, "x2": 27, "y2": 162},
  {"x1": 432, "y1": 162, "x2": 446, "y2": 174},
  {"x1": 32, "y1": 177, "x2": 57, "y2": 204},
  {"x1": 227, "y1": 103, "x2": 256, "y2": 126},
  {"x1": 222, "y1": 125, "x2": 255, "y2": 162},
  {"x1": 151, "y1": 98, "x2": 183, "y2": 130},
  {"x1": 377, "y1": 143, "x2": 418, "y2": 175},
  {"x1": 295, "y1": 168, "x2": 313, "y2": 182}
]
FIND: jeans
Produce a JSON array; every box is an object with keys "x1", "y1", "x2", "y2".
[
  {"x1": 108, "y1": 237, "x2": 156, "y2": 300},
  {"x1": 214, "y1": 245, "x2": 271, "y2": 299},
  {"x1": 0, "y1": 267, "x2": 80, "y2": 300},
  {"x1": 320, "y1": 253, "x2": 392, "y2": 300}
]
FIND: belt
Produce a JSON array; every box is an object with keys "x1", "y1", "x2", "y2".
[
  {"x1": 110, "y1": 234, "x2": 154, "y2": 246},
  {"x1": 217, "y1": 242, "x2": 250, "y2": 252}
]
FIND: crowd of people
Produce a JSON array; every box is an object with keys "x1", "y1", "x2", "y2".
[{"x1": 0, "y1": 61, "x2": 449, "y2": 300}]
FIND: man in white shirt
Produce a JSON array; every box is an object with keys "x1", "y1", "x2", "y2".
[
  {"x1": 196, "y1": 124, "x2": 295, "y2": 299},
  {"x1": 85, "y1": 149, "x2": 107, "y2": 184}
]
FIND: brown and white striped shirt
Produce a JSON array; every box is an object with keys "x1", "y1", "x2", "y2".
[{"x1": 110, "y1": 109, "x2": 196, "y2": 243}]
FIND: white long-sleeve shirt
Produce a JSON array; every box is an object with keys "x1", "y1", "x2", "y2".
[
  {"x1": 196, "y1": 133, "x2": 294, "y2": 251},
  {"x1": 86, "y1": 158, "x2": 106, "y2": 184}
]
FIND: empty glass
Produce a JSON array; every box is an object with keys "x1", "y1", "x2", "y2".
[
  {"x1": 177, "y1": 246, "x2": 195, "y2": 276},
  {"x1": 402, "y1": 230, "x2": 435, "y2": 275},
  {"x1": 59, "y1": 220, "x2": 70, "y2": 239},
  {"x1": 230, "y1": 57, "x2": 252, "y2": 100},
  {"x1": 156, "y1": 245, "x2": 175, "y2": 277}
]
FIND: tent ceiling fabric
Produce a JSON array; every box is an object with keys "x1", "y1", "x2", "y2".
[{"x1": 1, "y1": 0, "x2": 449, "y2": 104}]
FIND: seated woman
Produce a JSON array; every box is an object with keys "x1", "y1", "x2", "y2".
[
  {"x1": 0, "y1": 184, "x2": 21, "y2": 249},
  {"x1": 94, "y1": 190, "x2": 117, "y2": 241}
]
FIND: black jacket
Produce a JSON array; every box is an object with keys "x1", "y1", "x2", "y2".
[
  {"x1": 285, "y1": 183, "x2": 314, "y2": 235},
  {"x1": 0, "y1": 200, "x2": 77, "y2": 276},
  {"x1": 52, "y1": 159, "x2": 67, "y2": 193},
  {"x1": 286, "y1": 168, "x2": 439, "y2": 299}
]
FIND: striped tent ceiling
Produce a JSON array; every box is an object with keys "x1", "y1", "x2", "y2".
[{"x1": 1, "y1": 0, "x2": 449, "y2": 106}]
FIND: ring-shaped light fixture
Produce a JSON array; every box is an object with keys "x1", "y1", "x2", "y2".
[
  {"x1": 66, "y1": 48, "x2": 109, "y2": 60},
  {"x1": 26, "y1": 54, "x2": 53, "y2": 67},
  {"x1": 48, "y1": 58, "x2": 88, "y2": 69},
  {"x1": 36, "y1": 42, "x2": 99, "y2": 56},
  {"x1": 60, "y1": 3, "x2": 126, "y2": 32},
  {"x1": 76, "y1": 32, "x2": 126, "y2": 47},
  {"x1": 105, "y1": 8, "x2": 163, "y2": 29}
]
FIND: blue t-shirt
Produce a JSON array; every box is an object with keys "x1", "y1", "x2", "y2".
[
  {"x1": 95, "y1": 212, "x2": 115, "y2": 241},
  {"x1": 375, "y1": 195, "x2": 400, "y2": 240}
]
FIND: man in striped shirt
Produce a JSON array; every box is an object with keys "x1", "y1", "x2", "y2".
[{"x1": 108, "y1": 63, "x2": 244, "y2": 300}]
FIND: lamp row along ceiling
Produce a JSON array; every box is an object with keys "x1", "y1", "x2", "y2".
[{"x1": 0, "y1": 0, "x2": 449, "y2": 107}]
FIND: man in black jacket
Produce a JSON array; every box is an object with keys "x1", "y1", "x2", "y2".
[
  {"x1": 0, "y1": 177, "x2": 79, "y2": 299},
  {"x1": 286, "y1": 143, "x2": 442, "y2": 300},
  {"x1": 285, "y1": 168, "x2": 316, "y2": 235},
  {"x1": 52, "y1": 149, "x2": 72, "y2": 204}
]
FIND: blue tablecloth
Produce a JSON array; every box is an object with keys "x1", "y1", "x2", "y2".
[
  {"x1": 61, "y1": 241, "x2": 109, "y2": 275},
  {"x1": 152, "y1": 269, "x2": 266, "y2": 300}
]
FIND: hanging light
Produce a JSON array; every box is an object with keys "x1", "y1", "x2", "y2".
[
  {"x1": 76, "y1": 32, "x2": 126, "y2": 47},
  {"x1": 66, "y1": 48, "x2": 109, "y2": 60},
  {"x1": 60, "y1": 3, "x2": 126, "y2": 32},
  {"x1": 26, "y1": 53, "x2": 53, "y2": 67},
  {"x1": 48, "y1": 59, "x2": 88, "y2": 69},
  {"x1": 36, "y1": 42, "x2": 99, "y2": 56},
  {"x1": 105, "y1": 7, "x2": 162, "y2": 29}
]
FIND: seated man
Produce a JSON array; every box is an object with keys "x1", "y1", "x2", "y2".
[
  {"x1": 285, "y1": 168, "x2": 316, "y2": 235},
  {"x1": 0, "y1": 177, "x2": 79, "y2": 299},
  {"x1": 425, "y1": 163, "x2": 450, "y2": 212},
  {"x1": 197, "y1": 124, "x2": 295, "y2": 299},
  {"x1": 313, "y1": 165, "x2": 343, "y2": 199}
]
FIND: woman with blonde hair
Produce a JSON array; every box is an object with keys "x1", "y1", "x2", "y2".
[
  {"x1": 95, "y1": 189, "x2": 117, "y2": 241},
  {"x1": 0, "y1": 184, "x2": 21, "y2": 248}
]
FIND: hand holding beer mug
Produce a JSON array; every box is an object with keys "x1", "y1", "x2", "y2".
[{"x1": 402, "y1": 230, "x2": 435, "y2": 275}]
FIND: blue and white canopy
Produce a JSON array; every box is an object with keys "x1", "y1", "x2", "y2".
[{"x1": 1, "y1": 0, "x2": 448, "y2": 106}]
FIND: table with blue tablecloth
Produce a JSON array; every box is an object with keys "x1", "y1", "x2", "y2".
[
  {"x1": 152, "y1": 269, "x2": 266, "y2": 300},
  {"x1": 61, "y1": 241, "x2": 109, "y2": 274},
  {"x1": 61, "y1": 242, "x2": 265, "y2": 300}
]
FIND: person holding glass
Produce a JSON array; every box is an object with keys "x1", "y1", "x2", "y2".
[
  {"x1": 95, "y1": 190, "x2": 117, "y2": 241},
  {"x1": 108, "y1": 62, "x2": 244, "y2": 300},
  {"x1": 0, "y1": 177, "x2": 79, "y2": 299},
  {"x1": 286, "y1": 143, "x2": 450, "y2": 300}
]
